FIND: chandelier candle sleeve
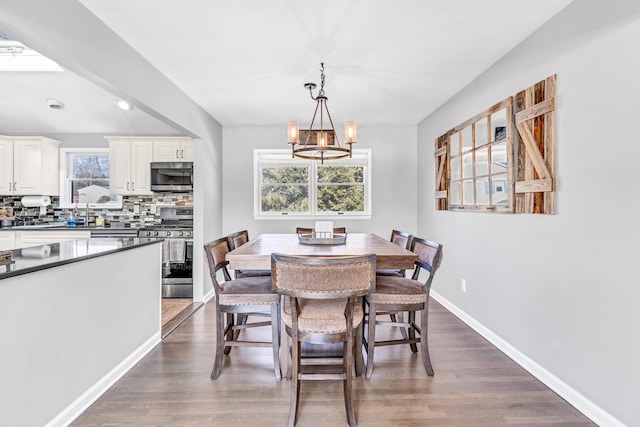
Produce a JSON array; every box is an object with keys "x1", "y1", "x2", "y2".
[
  {"x1": 345, "y1": 121, "x2": 357, "y2": 144},
  {"x1": 288, "y1": 121, "x2": 299, "y2": 144}
]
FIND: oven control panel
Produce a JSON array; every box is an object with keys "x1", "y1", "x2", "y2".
[{"x1": 138, "y1": 229, "x2": 193, "y2": 238}]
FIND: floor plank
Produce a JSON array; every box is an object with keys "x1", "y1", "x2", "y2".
[
  {"x1": 161, "y1": 298, "x2": 202, "y2": 339},
  {"x1": 72, "y1": 299, "x2": 595, "y2": 426}
]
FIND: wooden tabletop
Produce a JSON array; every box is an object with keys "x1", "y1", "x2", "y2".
[{"x1": 226, "y1": 233, "x2": 417, "y2": 270}]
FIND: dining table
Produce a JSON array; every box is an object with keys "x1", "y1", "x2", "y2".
[{"x1": 225, "y1": 233, "x2": 417, "y2": 271}]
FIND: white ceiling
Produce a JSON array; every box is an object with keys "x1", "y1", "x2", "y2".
[{"x1": 1, "y1": 0, "x2": 573, "y2": 134}]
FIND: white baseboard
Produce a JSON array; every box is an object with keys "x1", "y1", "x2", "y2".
[
  {"x1": 46, "y1": 332, "x2": 162, "y2": 427},
  {"x1": 430, "y1": 291, "x2": 624, "y2": 427},
  {"x1": 203, "y1": 288, "x2": 215, "y2": 303}
]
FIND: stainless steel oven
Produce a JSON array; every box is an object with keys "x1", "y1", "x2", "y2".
[{"x1": 138, "y1": 207, "x2": 193, "y2": 298}]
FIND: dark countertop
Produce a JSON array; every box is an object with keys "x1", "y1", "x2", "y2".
[
  {"x1": 0, "y1": 238, "x2": 162, "y2": 281},
  {"x1": 2, "y1": 223, "x2": 142, "y2": 232}
]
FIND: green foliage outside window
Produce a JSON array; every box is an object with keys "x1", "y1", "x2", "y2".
[
  {"x1": 317, "y1": 166, "x2": 364, "y2": 212},
  {"x1": 256, "y1": 150, "x2": 370, "y2": 217},
  {"x1": 261, "y1": 167, "x2": 309, "y2": 212}
]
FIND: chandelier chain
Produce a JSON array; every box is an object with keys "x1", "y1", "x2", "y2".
[{"x1": 318, "y1": 63, "x2": 326, "y2": 97}]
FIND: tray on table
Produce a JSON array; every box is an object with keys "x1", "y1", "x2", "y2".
[{"x1": 297, "y1": 233, "x2": 347, "y2": 246}]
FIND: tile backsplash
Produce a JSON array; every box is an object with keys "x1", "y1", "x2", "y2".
[{"x1": 1, "y1": 193, "x2": 193, "y2": 227}]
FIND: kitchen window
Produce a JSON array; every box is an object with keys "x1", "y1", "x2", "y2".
[
  {"x1": 254, "y1": 149, "x2": 371, "y2": 219},
  {"x1": 59, "y1": 148, "x2": 122, "y2": 209}
]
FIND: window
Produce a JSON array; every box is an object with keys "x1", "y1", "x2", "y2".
[
  {"x1": 254, "y1": 149, "x2": 371, "y2": 219},
  {"x1": 59, "y1": 148, "x2": 122, "y2": 209},
  {"x1": 436, "y1": 97, "x2": 514, "y2": 213}
]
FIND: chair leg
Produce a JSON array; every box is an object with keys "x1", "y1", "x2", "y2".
[
  {"x1": 234, "y1": 313, "x2": 248, "y2": 340},
  {"x1": 211, "y1": 308, "x2": 225, "y2": 379},
  {"x1": 344, "y1": 328, "x2": 356, "y2": 427},
  {"x1": 396, "y1": 311, "x2": 409, "y2": 340},
  {"x1": 354, "y1": 320, "x2": 364, "y2": 377},
  {"x1": 365, "y1": 303, "x2": 376, "y2": 381},
  {"x1": 288, "y1": 338, "x2": 300, "y2": 427},
  {"x1": 408, "y1": 311, "x2": 418, "y2": 353},
  {"x1": 283, "y1": 332, "x2": 292, "y2": 380},
  {"x1": 271, "y1": 304, "x2": 282, "y2": 380},
  {"x1": 420, "y1": 306, "x2": 434, "y2": 376},
  {"x1": 223, "y1": 312, "x2": 234, "y2": 355}
]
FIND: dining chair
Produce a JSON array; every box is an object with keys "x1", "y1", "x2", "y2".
[
  {"x1": 364, "y1": 237, "x2": 443, "y2": 380},
  {"x1": 376, "y1": 229, "x2": 413, "y2": 277},
  {"x1": 204, "y1": 237, "x2": 281, "y2": 380},
  {"x1": 227, "y1": 230, "x2": 271, "y2": 279},
  {"x1": 271, "y1": 253, "x2": 376, "y2": 427}
]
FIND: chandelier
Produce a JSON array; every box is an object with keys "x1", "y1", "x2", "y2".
[{"x1": 287, "y1": 63, "x2": 357, "y2": 164}]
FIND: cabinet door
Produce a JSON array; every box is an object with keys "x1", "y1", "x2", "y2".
[
  {"x1": 130, "y1": 140, "x2": 153, "y2": 194},
  {"x1": 0, "y1": 231, "x2": 16, "y2": 251},
  {"x1": 13, "y1": 139, "x2": 43, "y2": 195},
  {"x1": 180, "y1": 140, "x2": 194, "y2": 161},
  {"x1": 109, "y1": 140, "x2": 132, "y2": 194},
  {"x1": 0, "y1": 138, "x2": 13, "y2": 195},
  {"x1": 153, "y1": 140, "x2": 180, "y2": 161}
]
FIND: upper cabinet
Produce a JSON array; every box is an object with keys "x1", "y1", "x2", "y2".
[
  {"x1": 0, "y1": 136, "x2": 61, "y2": 196},
  {"x1": 152, "y1": 138, "x2": 193, "y2": 162},
  {"x1": 107, "y1": 138, "x2": 153, "y2": 195}
]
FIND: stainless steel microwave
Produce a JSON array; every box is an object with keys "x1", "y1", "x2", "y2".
[{"x1": 150, "y1": 162, "x2": 193, "y2": 192}]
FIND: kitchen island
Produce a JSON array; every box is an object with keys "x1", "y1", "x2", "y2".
[{"x1": 0, "y1": 238, "x2": 162, "y2": 427}]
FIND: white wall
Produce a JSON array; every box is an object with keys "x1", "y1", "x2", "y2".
[
  {"x1": 417, "y1": 1, "x2": 640, "y2": 425},
  {"x1": 222, "y1": 125, "x2": 418, "y2": 238},
  {"x1": 0, "y1": 242, "x2": 162, "y2": 426}
]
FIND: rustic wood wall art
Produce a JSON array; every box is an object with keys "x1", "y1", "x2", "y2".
[
  {"x1": 434, "y1": 74, "x2": 556, "y2": 215},
  {"x1": 514, "y1": 75, "x2": 556, "y2": 214}
]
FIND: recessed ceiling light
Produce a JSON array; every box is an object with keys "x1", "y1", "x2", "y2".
[
  {"x1": 117, "y1": 99, "x2": 133, "y2": 110},
  {"x1": 47, "y1": 98, "x2": 64, "y2": 109}
]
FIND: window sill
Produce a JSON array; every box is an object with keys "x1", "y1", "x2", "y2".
[{"x1": 254, "y1": 214, "x2": 372, "y2": 221}]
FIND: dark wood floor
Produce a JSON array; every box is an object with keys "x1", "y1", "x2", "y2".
[{"x1": 73, "y1": 299, "x2": 595, "y2": 426}]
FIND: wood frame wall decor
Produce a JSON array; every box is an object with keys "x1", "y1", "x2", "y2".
[
  {"x1": 434, "y1": 74, "x2": 556, "y2": 215},
  {"x1": 435, "y1": 97, "x2": 515, "y2": 213},
  {"x1": 514, "y1": 75, "x2": 556, "y2": 214}
]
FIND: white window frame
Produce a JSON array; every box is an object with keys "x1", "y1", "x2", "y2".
[
  {"x1": 59, "y1": 148, "x2": 123, "y2": 209},
  {"x1": 254, "y1": 149, "x2": 372, "y2": 220}
]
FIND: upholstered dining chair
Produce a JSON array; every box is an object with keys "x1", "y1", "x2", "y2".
[
  {"x1": 227, "y1": 230, "x2": 271, "y2": 279},
  {"x1": 376, "y1": 229, "x2": 413, "y2": 277},
  {"x1": 271, "y1": 253, "x2": 376, "y2": 427},
  {"x1": 204, "y1": 237, "x2": 281, "y2": 380},
  {"x1": 364, "y1": 237, "x2": 443, "y2": 380}
]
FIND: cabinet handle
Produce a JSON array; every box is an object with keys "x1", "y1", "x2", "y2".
[
  {"x1": 127, "y1": 182, "x2": 130, "y2": 191},
  {"x1": 131, "y1": 182, "x2": 134, "y2": 191},
  {"x1": 176, "y1": 149, "x2": 179, "y2": 159},
  {"x1": 8, "y1": 182, "x2": 11, "y2": 191},
  {"x1": 13, "y1": 181, "x2": 16, "y2": 191},
  {"x1": 180, "y1": 149, "x2": 184, "y2": 159}
]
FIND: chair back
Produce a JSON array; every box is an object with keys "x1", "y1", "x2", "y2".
[
  {"x1": 409, "y1": 237, "x2": 443, "y2": 289},
  {"x1": 390, "y1": 229, "x2": 413, "y2": 250},
  {"x1": 227, "y1": 230, "x2": 249, "y2": 251},
  {"x1": 271, "y1": 254, "x2": 376, "y2": 299},
  {"x1": 203, "y1": 237, "x2": 233, "y2": 296}
]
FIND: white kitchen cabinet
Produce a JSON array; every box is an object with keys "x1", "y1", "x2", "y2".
[
  {"x1": 0, "y1": 231, "x2": 16, "y2": 251},
  {"x1": 108, "y1": 138, "x2": 153, "y2": 195},
  {"x1": 15, "y1": 230, "x2": 91, "y2": 249},
  {"x1": 153, "y1": 138, "x2": 193, "y2": 162},
  {"x1": 0, "y1": 136, "x2": 61, "y2": 196}
]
